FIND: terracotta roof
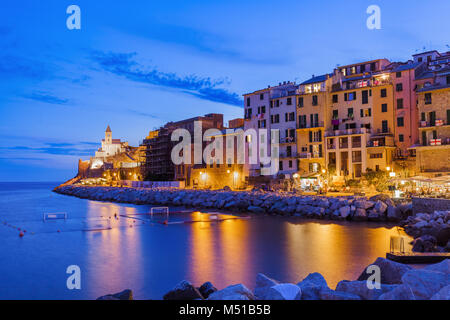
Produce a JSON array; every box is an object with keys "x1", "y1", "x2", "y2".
[{"x1": 106, "y1": 125, "x2": 112, "y2": 133}]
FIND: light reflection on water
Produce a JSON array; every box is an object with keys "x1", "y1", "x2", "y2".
[{"x1": 0, "y1": 183, "x2": 412, "y2": 300}]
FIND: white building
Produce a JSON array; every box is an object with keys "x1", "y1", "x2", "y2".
[
  {"x1": 94, "y1": 125, "x2": 128, "y2": 160},
  {"x1": 243, "y1": 81, "x2": 299, "y2": 178}
]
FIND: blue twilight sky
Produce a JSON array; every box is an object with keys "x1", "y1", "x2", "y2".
[{"x1": 0, "y1": 0, "x2": 449, "y2": 182}]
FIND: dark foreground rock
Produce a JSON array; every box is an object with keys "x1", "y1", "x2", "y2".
[
  {"x1": 97, "y1": 289, "x2": 133, "y2": 300},
  {"x1": 163, "y1": 280, "x2": 204, "y2": 300},
  {"x1": 98, "y1": 259, "x2": 449, "y2": 300},
  {"x1": 357, "y1": 257, "x2": 412, "y2": 284}
]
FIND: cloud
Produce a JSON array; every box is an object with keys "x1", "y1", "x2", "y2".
[
  {"x1": 90, "y1": 51, "x2": 243, "y2": 107},
  {"x1": 0, "y1": 142, "x2": 98, "y2": 157},
  {"x1": 0, "y1": 55, "x2": 51, "y2": 81},
  {"x1": 127, "y1": 109, "x2": 160, "y2": 119},
  {"x1": 21, "y1": 92, "x2": 69, "y2": 105}
]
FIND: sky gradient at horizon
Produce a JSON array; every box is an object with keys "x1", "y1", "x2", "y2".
[{"x1": 0, "y1": 0, "x2": 449, "y2": 181}]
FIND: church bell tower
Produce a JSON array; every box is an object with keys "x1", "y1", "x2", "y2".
[{"x1": 105, "y1": 125, "x2": 112, "y2": 144}]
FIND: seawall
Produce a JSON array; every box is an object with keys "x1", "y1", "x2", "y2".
[{"x1": 53, "y1": 185, "x2": 411, "y2": 222}]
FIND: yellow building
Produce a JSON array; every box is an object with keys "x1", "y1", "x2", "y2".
[
  {"x1": 296, "y1": 74, "x2": 331, "y2": 176},
  {"x1": 325, "y1": 60, "x2": 395, "y2": 180},
  {"x1": 414, "y1": 81, "x2": 450, "y2": 174}
]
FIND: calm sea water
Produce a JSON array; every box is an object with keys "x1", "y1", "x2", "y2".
[{"x1": 0, "y1": 182, "x2": 412, "y2": 300}]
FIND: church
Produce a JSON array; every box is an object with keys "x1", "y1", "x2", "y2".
[{"x1": 94, "y1": 125, "x2": 129, "y2": 159}]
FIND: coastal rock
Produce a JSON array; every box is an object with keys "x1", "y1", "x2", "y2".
[
  {"x1": 97, "y1": 289, "x2": 133, "y2": 300},
  {"x1": 412, "y1": 235, "x2": 438, "y2": 252},
  {"x1": 378, "y1": 284, "x2": 415, "y2": 300},
  {"x1": 387, "y1": 205, "x2": 401, "y2": 222},
  {"x1": 357, "y1": 257, "x2": 412, "y2": 284},
  {"x1": 198, "y1": 282, "x2": 217, "y2": 299},
  {"x1": 354, "y1": 200, "x2": 374, "y2": 210},
  {"x1": 264, "y1": 284, "x2": 301, "y2": 300},
  {"x1": 247, "y1": 206, "x2": 265, "y2": 214},
  {"x1": 436, "y1": 227, "x2": 450, "y2": 247},
  {"x1": 254, "y1": 273, "x2": 279, "y2": 299},
  {"x1": 353, "y1": 208, "x2": 367, "y2": 221},
  {"x1": 430, "y1": 285, "x2": 450, "y2": 300},
  {"x1": 339, "y1": 206, "x2": 351, "y2": 219},
  {"x1": 208, "y1": 284, "x2": 255, "y2": 300},
  {"x1": 424, "y1": 260, "x2": 450, "y2": 274},
  {"x1": 335, "y1": 280, "x2": 397, "y2": 300},
  {"x1": 296, "y1": 272, "x2": 329, "y2": 300},
  {"x1": 163, "y1": 280, "x2": 204, "y2": 300},
  {"x1": 401, "y1": 269, "x2": 449, "y2": 300},
  {"x1": 318, "y1": 288, "x2": 361, "y2": 300},
  {"x1": 374, "y1": 201, "x2": 387, "y2": 214}
]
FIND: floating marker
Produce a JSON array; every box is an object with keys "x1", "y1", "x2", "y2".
[{"x1": 19, "y1": 232, "x2": 24, "y2": 237}]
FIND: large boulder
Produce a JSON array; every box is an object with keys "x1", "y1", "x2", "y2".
[
  {"x1": 387, "y1": 205, "x2": 401, "y2": 222},
  {"x1": 339, "y1": 206, "x2": 351, "y2": 218},
  {"x1": 254, "y1": 273, "x2": 279, "y2": 299},
  {"x1": 296, "y1": 272, "x2": 329, "y2": 300},
  {"x1": 369, "y1": 194, "x2": 394, "y2": 207},
  {"x1": 400, "y1": 269, "x2": 449, "y2": 300},
  {"x1": 378, "y1": 284, "x2": 415, "y2": 300},
  {"x1": 208, "y1": 284, "x2": 255, "y2": 300},
  {"x1": 97, "y1": 289, "x2": 133, "y2": 300},
  {"x1": 163, "y1": 280, "x2": 204, "y2": 300},
  {"x1": 354, "y1": 199, "x2": 374, "y2": 210},
  {"x1": 353, "y1": 208, "x2": 367, "y2": 221},
  {"x1": 198, "y1": 282, "x2": 217, "y2": 299},
  {"x1": 318, "y1": 288, "x2": 361, "y2": 300},
  {"x1": 264, "y1": 284, "x2": 301, "y2": 300},
  {"x1": 357, "y1": 257, "x2": 412, "y2": 284},
  {"x1": 436, "y1": 227, "x2": 450, "y2": 247},
  {"x1": 430, "y1": 285, "x2": 450, "y2": 300},
  {"x1": 374, "y1": 200, "x2": 387, "y2": 214},
  {"x1": 335, "y1": 280, "x2": 397, "y2": 300},
  {"x1": 412, "y1": 235, "x2": 438, "y2": 252},
  {"x1": 424, "y1": 260, "x2": 450, "y2": 274}
]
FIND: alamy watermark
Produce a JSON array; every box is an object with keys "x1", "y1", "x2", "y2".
[
  {"x1": 366, "y1": 5, "x2": 381, "y2": 30},
  {"x1": 66, "y1": 265, "x2": 81, "y2": 290},
  {"x1": 66, "y1": 5, "x2": 81, "y2": 30}
]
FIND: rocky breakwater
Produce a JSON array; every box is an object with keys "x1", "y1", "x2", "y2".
[
  {"x1": 157, "y1": 258, "x2": 450, "y2": 300},
  {"x1": 54, "y1": 185, "x2": 412, "y2": 223},
  {"x1": 402, "y1": 210, "x2": 450, "y2": 253}
]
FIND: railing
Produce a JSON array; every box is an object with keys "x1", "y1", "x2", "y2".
[
  {"x1": 325, "y1": 127, "x2": 370, "y2": 137},
  {"x1": 297, "y1": 152, "x2": 323, "y2": 159},
  {"x1": 419, "y1": 120, "x2": 448, "y2": 128},
  {"x1": 298, "y1": 121, "x2": 324, "y2": 129},
  {"x1": 279, "y1": 152, "x2": 297, "y2": 158},
  {"x1": 421, "y1": 138, "x2": 450, "y2": 147},
  {"x1": 339, "y1": 143, "x2": 349, "y2": 149},
  {"x1": 280, "y1": 137, "x2": 296, "y2": 144}
]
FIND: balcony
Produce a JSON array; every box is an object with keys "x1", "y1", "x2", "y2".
[
  {"x1": 325, "y1": 127, "x2": 371, "y2": 137},
  {"x1": 279, "y1": 152, "x2": 297, "y2": 159},
  {"x1": 297, "y1": 152, "x2": 323, "y2": 159},
  {"x1": 419, "y1": 138, "x2": 450, "y2": 147},
  {"x1": 298, "y1": 121, "x2": 324, "y2": 130},
  {"x1": 279, "y1": 137, "x2": 296, "y2": 144},
  {"x1": 419, "y1": 119, "x2": 449, "y2": 129}
]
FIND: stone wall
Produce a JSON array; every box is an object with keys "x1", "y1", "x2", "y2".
[{"x1": 412, "y1": 197, "x2": 450, "y2": 215}]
